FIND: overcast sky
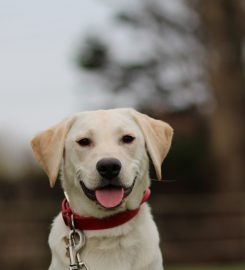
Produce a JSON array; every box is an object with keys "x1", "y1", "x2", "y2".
[{"x1": 0, "y1": 0, "x2": 117, "y2": 142}]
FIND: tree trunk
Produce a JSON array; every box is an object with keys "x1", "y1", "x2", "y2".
[{"x1": 199, "y1": 0, "x2": 245, "y2": 191}]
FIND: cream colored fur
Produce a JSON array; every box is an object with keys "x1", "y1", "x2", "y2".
[{"x1": 31, "y1": 108, "x2": 173, "y2": 270}]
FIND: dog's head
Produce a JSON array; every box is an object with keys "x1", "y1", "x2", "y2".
[{"x1": 31, "y1": 108, "x2": 173, "y2": 217}]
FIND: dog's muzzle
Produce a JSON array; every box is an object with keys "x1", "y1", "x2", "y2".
[{"x1": 80, "y1": 176, "x2": 136, "y2": 209}]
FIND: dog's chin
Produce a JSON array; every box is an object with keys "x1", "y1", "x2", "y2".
[{"x1": 79, "y1": 178, "x2": 136, "y2": 210}]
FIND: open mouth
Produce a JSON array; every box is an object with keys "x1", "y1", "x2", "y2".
[{"x1": 80, "y1": 178, "x2": 136, "y2": 209}]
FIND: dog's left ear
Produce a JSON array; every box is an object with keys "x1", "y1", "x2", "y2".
[
  {"x1": 31, "y1": 116, "x2": 76, "y2": 187},
  {"x1": 131, "y1": 110, "x2": 173, "y2": 180}
]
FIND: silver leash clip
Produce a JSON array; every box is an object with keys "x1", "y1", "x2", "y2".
[{"x1": 66, "y1": 215, "x2": 89, "y2": 270}]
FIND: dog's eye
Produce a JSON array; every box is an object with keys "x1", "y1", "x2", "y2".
[
  {"x1": 121, "y1": 135, "x2": 135, "y2": 144},
  {"x1": 77, "y1": 138, "x2": 92, "y2": 147}
]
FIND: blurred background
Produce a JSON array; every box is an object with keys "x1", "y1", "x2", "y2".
[{"x1": 0, "y1": 0, "x2": 245, "y2": 269}]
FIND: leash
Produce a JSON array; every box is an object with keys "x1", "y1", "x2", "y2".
[{"x1": 66, "y1": 215, "x2": 89, "y2": 270}]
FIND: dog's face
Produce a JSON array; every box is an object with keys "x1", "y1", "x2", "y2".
[
  {"x1": 64, "y1": 110, "x2": 147, "y2": 211},
  {"x1": 31, "y1": 108, "x2": 173, "y2": 217}
]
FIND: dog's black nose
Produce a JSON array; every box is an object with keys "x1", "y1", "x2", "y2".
[{"x1": 96, "y1": 158, "x2": 121, "y2": 179}]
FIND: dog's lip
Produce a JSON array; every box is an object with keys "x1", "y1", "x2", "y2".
[
  {"x1": 80, "y1": 180, "x2": 96, "y2": 201},
  {"x1": 79, "y1": 177, "x2": 136, "y2": 206}
]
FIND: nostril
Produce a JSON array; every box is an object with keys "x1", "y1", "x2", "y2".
[
  {"x1": 100, "y1": 165, "x2": 107, "y2": 173},
  {"x1": 112, "y1": 164, "x2": 120, "y2": 172}
]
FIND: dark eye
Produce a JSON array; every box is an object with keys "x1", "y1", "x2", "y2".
[
  {"x1": 121, "y1": 135, "x2": 135, "y2": 144},
  {"x1": 77, "y1": 138, "x2": 92, "y2": 147}
]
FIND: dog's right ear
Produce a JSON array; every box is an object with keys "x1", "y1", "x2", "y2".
[{"x1": 31, "y1": 116, "x2": 76, "y2": 187}]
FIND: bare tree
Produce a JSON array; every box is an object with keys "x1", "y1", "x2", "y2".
[{"x1": 77, "y1": 0, "x2": 206, "y2": 111}]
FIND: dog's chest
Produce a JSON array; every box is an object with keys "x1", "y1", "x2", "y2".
[{"x1": 80, "y1": 234, "x2": 139, "y2": 270}]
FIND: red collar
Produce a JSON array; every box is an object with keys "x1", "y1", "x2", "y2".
[{"x1": 62, "y1": 188, "x2": 151, "y2": 230}]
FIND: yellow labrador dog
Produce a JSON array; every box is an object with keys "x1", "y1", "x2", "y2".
[{"x1": 31, "y1": 108, "x2": 173, "y2": 270}]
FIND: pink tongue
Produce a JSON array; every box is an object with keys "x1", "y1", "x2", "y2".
[{"x1": 95, "y1": 188, "x2": 124, "y2": 208}]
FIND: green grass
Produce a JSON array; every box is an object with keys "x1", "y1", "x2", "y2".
[{"x1": 167, "y1": 264, "x2": 245, "y2": 270}]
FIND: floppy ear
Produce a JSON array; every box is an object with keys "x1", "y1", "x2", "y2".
[
  {"x1": 31, "y1": 116, "x2": 76, "y2": 187},
  {"x1": 131, "y1": 110, "x2": 173, "y2": 180}
]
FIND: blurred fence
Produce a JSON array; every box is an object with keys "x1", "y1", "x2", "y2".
[
  {"x1": 151, "y1": 186, "x2": 245, "y2": 263},
  {"x1": 1, "y1": 178, "x2": 245, "y2": 270},
  {"x1": 0, "y1": 177, "x2": 61, "y2": 270}
]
